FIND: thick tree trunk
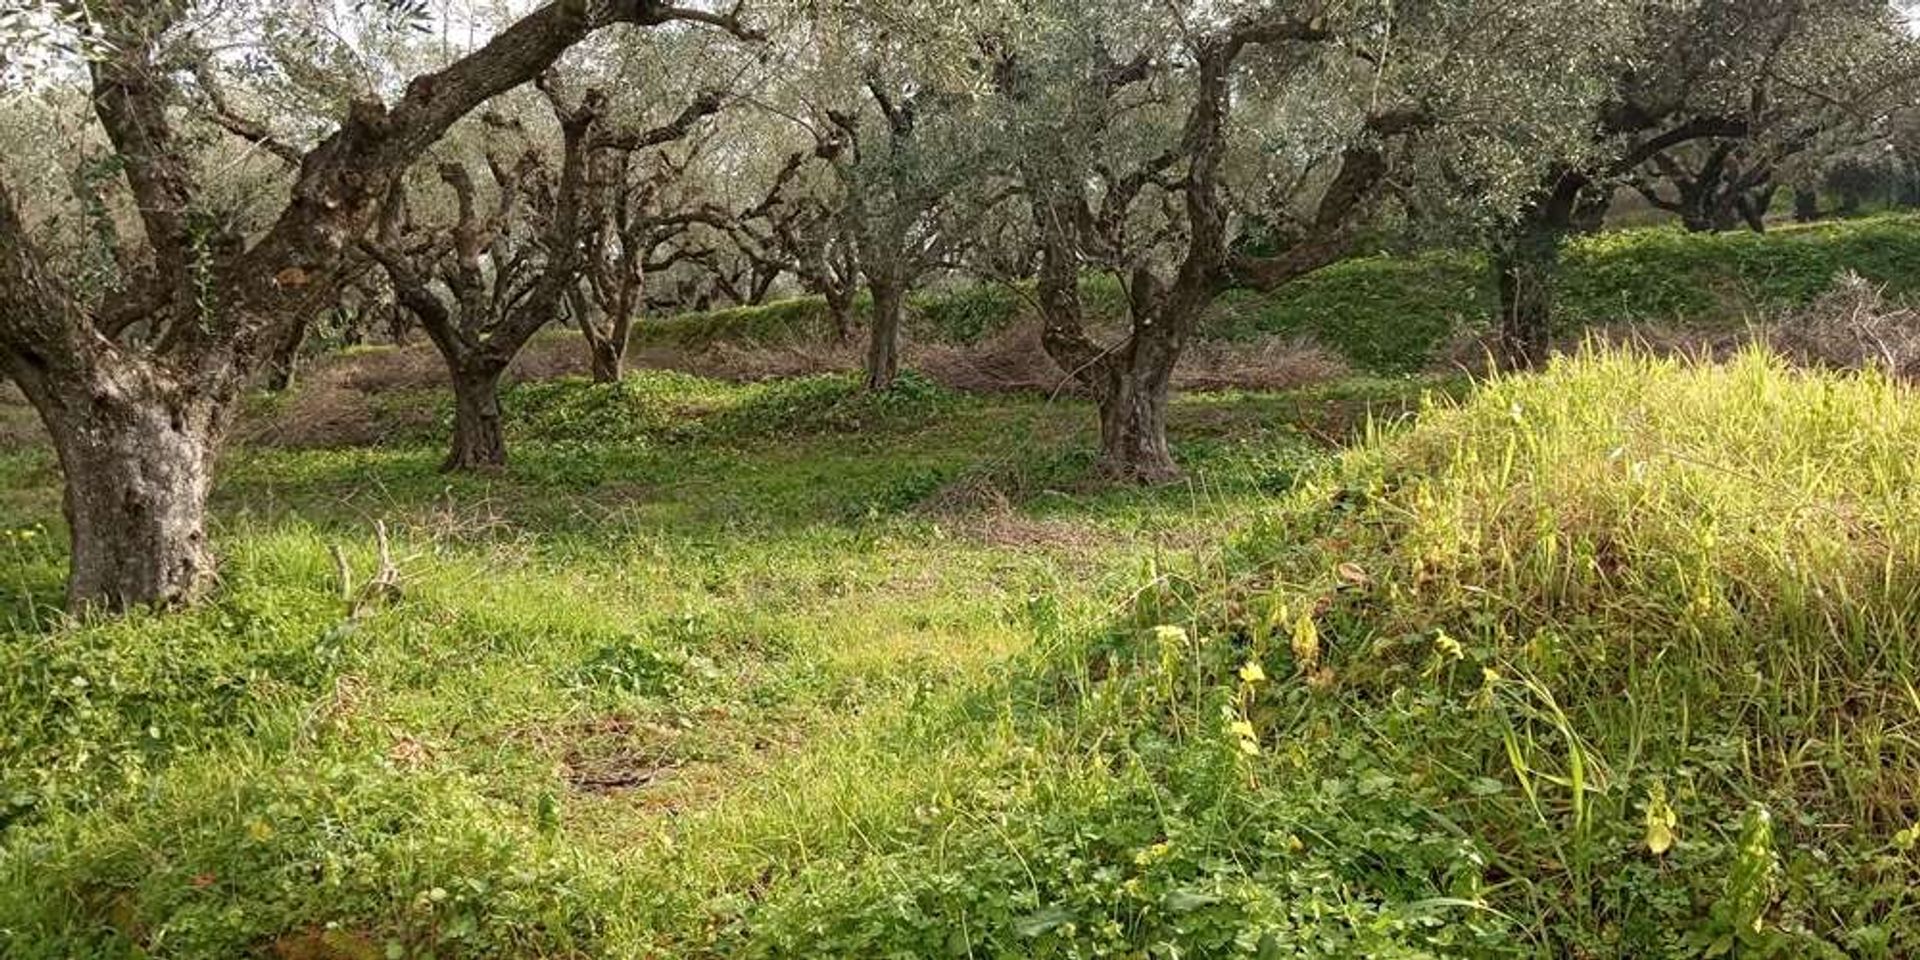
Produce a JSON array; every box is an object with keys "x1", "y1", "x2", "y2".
[
  {"x1": 586, "y1": 338, "x2": 622, "y2": 383},
  {"x1": 40, "y1": 381, "x2": 218, "y2": 612},
  {"x1": 445, "y1": 362, "x2": 507, "y2": 472},
  {"x1": 865, "y1": 280, "x2": 905, "y2": 391},
  {"x1": 1708, "y1": 196, "x2": 1741, "y2": 232},
  {"x1": 1494, "y1": 232, "x2": 1560, "y2": 370},
  {"x1": 1095, "y1": 361, "x2": 1178, "y2": 484}
]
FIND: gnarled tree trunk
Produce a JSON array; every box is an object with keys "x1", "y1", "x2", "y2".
[
  {"x1": 445, "y1": 361, "x2": 508, "y2": 472},
  {"x1": 1094, "y1": 356, "x2": 1178, "y2": 484},
  {"x1": 586, "y1": 338, "x2": 623, "y2": 383},
  {"x1": 571, "y1": 285, "x2": 629, "y2": 384},
  {"x1": 32, "y1": 367, "x2": 219, "y2": 613},
  {"x1": 865, "y1": 278, "x2": 905, "y2": 391},
  {"x1": 826, "y1": 286, "x2": 856, "y2": 344}
]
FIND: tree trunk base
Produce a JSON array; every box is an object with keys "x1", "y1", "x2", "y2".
[
  {"x1": 587, "y1": 342, "x2": 623, "y2": 384},
  {"x1": 445, "y1": 366, "x2": 507, "y2": 473},
  {"x1": 1096, "y1": 374, "x2": 1180, "y2": 485},
  {"x1": 1494, "y1": 238, "x2": 1559, "y2": 371},
  {"x1": 865, "y1": 282, "x2": 904, "y2": 392},
  {"x1": 52, "y1": 387, "x2": 218, "y2": 613}
]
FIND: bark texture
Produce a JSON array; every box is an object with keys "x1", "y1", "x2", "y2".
[
  {"x1": 865, "y1": 279, "x2": 905, "y2": 391},
  {"x1": 41, "y1": 367, "x2": 218, "y2": 611},
  {"x1": 447, "y1": 362, "x2": 508, "y2": 471}
]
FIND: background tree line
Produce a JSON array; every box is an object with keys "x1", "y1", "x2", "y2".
[{"x1": 2, "y1": 0, "x2": 1918, "y2": 613}]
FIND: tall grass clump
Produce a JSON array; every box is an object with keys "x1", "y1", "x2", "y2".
[
  {"x1": 731, "y1": 346, "x2": 1920, "y2": 956},
  {"x1": 1205, "y1": 345, "x2": 1920, "y2": 954}
]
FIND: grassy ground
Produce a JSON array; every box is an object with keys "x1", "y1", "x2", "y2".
[
  {"x1": 4, "y1": 348, "x2": 1918, "y2": 957},
  {"x1": 638, "y1": 215, "x2": 1920, "y2": 374},
  {"x1": 0, "y1": 371, "x2": 1422, "y2": 958}
]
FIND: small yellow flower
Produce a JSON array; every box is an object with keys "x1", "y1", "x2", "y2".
[
  {"x1": 1645, "y1": 785, "x2": 1678, "y2": 856},
  {"x1": 1238, "y1": 660, "x2": 1267, "y2": 684},
  {"x1": 1433, "y1": 630, "x2": 1463, "y2": 661},
  {"x1": 1229, "y1": 719, "x2": 1256, "y2": 739},
  {"x1": 1237, "y1": 737, "x2": 1261, "y2": 756},
  {"x1": 1290, "y1": 616, "x2": 1320, "y2": 667},
  {"x1": 1151, "y1": 625, "x2": 1189, "y2": 646},
  {"x1": 1133, "y1": 841, "x2": 1171, "y2": 866}
]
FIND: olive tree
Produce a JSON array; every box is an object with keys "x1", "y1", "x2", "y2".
[
  {"x1": 1491, "y1": 0, "x2": 1920, "y2": 366},
  {"x1": 0, "y1": 0, "x2": 758, "y2": 612},
  {"x1": 365, "y1": 75, "x2": 725, "y2": 469},
  {"x1": 991, "y1": 0, "x2": 1617, "y2": 482}
]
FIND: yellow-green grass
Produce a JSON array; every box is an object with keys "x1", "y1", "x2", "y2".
[{"x1": 4, "y1": 350, "x2": 1917, "y2": 957}]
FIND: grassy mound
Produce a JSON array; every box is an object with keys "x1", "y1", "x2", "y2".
[
  {"x1": 717, "y1": 348, "x2": 1920, "y2": 956},
  {"x1": 641, "y1": 216, "x2": 1920, "y2": 374}
]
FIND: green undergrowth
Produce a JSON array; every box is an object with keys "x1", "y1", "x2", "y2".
[
  {"x1": 0, "y1": 373, "x2": 1395, "y2": 958},
  {"x1": 5, "y1": 351, "x2": 1913, "y2": 956},
  {"x1": 641, "y1": 215, "x2": 1920, "y2": 374},
  {"x1": 742, "y1": 346, "x2": 1920, "y2": 957},
  {"x1": 504, "y1": 369, "x2": 960, "y2": 448}
]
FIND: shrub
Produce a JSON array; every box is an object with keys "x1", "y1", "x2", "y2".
[{"x1": 1768, "y1": 271, "x2": 1920, "y2": 379}]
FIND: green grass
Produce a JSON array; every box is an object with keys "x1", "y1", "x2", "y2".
[
  {"x1": 0, "y1": 372, "x2": 1394, "y2": 958},
  {"x1": 639, "y1": 215, "x2": 1920, "y2": 375},
  {"x1": 3, "y1": 350, "x2": 1917, "y2": 956}
]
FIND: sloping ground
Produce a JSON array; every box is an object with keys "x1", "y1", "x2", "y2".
[
  {"x1": 3, "y1": 351, "x2": 1915, "y2": 956},
  {"x1": 714, "y1": 347, "x2": 1919, "y2": 957},
  {"x1": 641, "y1": 215, "x2": 1920, "y2": 374}
]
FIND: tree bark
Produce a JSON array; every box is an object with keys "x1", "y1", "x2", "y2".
[
  {"x1": 572, "y1": 285, "x2": 628, "y2": 383},
  {"x1": 1736, "y1": 186, "x2": 1773, "y2": 233},
  {"x1": 263, "y1": 317, "x2": 306, "y2": 392},
  {"x1": 445, "y1": 362, "x2": 507, "y2": 472},
  {"x1": 826, "y1": 288, "x2": 856, "y2": 344},
  {"x1": 1095, "y1": 357, "x2": 1178, "y2": 484},
  {"x1": 865, "y1": 279, "x2": 905, "y2": 391},
  {"x1": 1793, "y1": 188, "x2": 1819, "y2": 223},
  {"x1": 1495, "y1": 229, "x2": 1560, "y2": 370},
  {"x1": 586, "y1": 338, "x2": 623, "y2": 383},
  {"x1": 39, "y1": 376, "x2": 218, "y2": 613}
]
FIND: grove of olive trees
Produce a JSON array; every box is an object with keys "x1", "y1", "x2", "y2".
[
  {"x1": 10, "y1": 2, "x2": 1920, "y2": 957},
  {"x1": 3, "y1": 0, "x2": 1916, "y2": 606}
]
